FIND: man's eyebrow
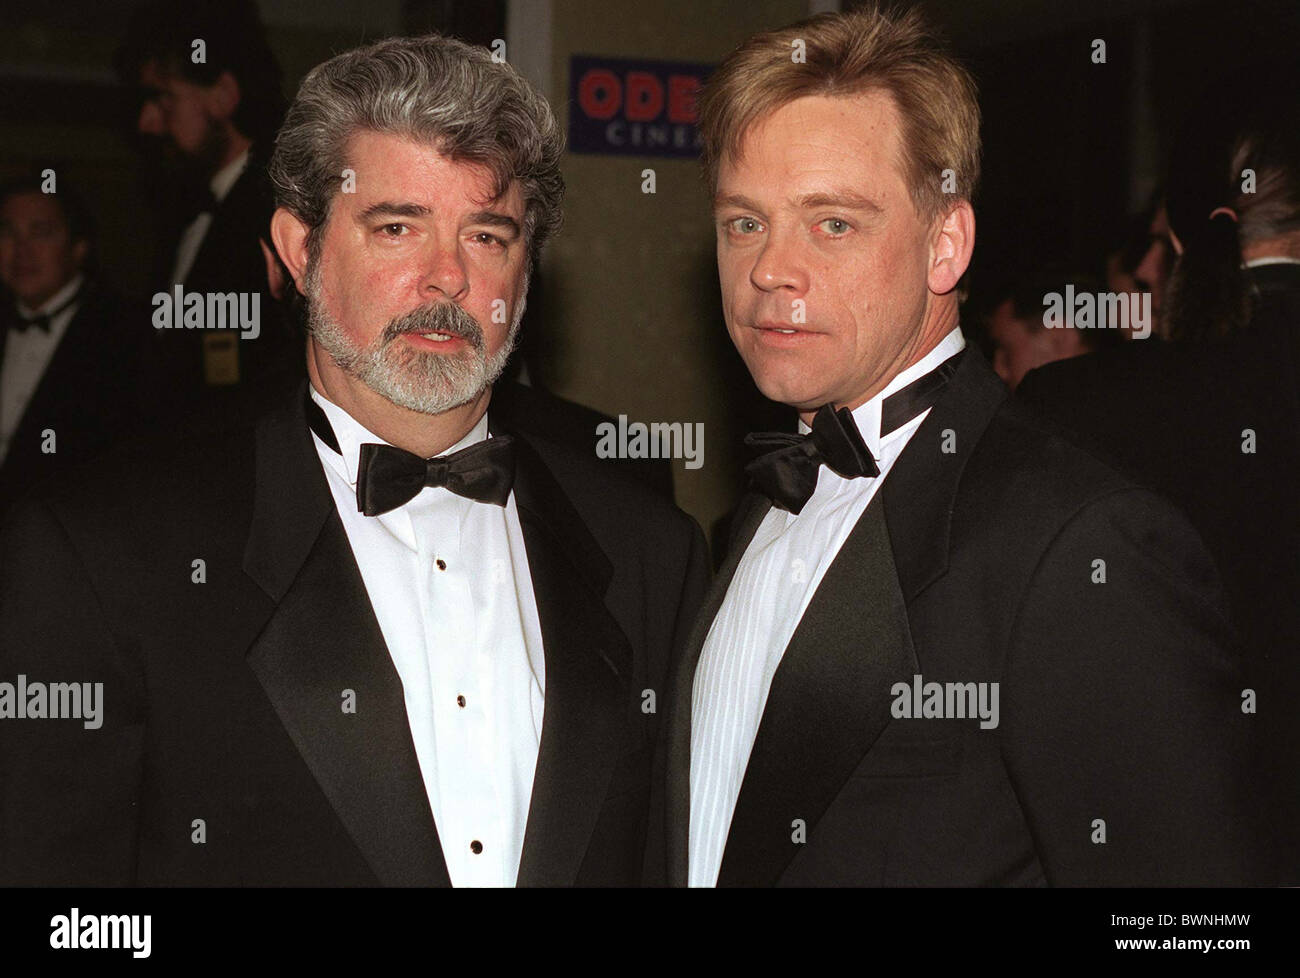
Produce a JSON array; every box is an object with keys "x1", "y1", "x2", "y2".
[
  {"x1": 714, "y1": 190, "x2": 884, "y2": 214},
  {"x1": 714, "y1": 192, "x2": 765, "y2": 213},
  {"x1": 357, "y1": 201, "x2": 432, "y2": 221},
  {"x1": 465, "y1": 211, "x2": 521, "y2": 236},
  {"x1": 795, "y1": 190, "x2": 883, "y2": 213}
]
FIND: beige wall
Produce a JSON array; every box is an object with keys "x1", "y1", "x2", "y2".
[{"x1": 538, "y1": 0, "x2": 809, "y2": 536}]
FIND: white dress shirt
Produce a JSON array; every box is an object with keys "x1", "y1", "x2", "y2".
[
  {"x1": 308, "y1": 385, "x2": 546, "y2": 887},
  {"x1": 168, "y1": 148, "x2": 249, "y2": 287},
  {"x1": 0, "y1": 273, "x2": 84, "y2": 465},
  {"x1": 688, "y1": 327, "x2": 967, "y2": 887}
]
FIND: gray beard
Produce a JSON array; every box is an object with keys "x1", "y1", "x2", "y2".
[{"x1": 304, "y1": 260, "x2": 525, "y2": 415}]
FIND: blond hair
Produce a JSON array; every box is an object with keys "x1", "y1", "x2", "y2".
[{"x1": 699, "y1": 4, "x2": 980, "y2": 220}]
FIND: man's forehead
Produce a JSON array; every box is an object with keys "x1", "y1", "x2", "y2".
[
  {"x1": 138, "y1": 58, "x2": 185, "y2": 90},
  {"x1": 342, "y1": 131, "x2": 521, "y2": 211},
  {"x1": 743, "y1": 91, "x2": 898, "y2": 149},
  {"x1": 1, "y1": 192, "x2": 63, "y2": 224},
  {"x1": 717, "y1": 91, "x2": 904, "y2": 196}
]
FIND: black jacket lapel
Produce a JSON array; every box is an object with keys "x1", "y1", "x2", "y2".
[
  {"x1": 494, "y1": 423, "x2": 635, "y2": 887},
  {"x1": 881, "y1": 346, "x2": 1008, "y2": 602},
  {"x1": 716, "y1": 498, "x2": 916, "y2": 886},
  {"x1": 242, "y1": 383, "x2": 452, "y2": 887}
]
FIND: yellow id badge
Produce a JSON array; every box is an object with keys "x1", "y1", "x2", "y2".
[{"x1": 203, "y1": 333, "x2": 240, "y2": 386}]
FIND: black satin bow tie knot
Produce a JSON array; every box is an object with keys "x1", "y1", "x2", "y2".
[
  {"x1": 744, "y1": 348, "x2": 967, "y2": 515},
  {"x1": 744, "y1": 405, "x2": 879, "y2": 515},
  {"x1": 304, "y1": 391, "x2": 515, "y2": 516},
  {"x1": 355, "y1": 438, "x2": 516, "y2": 516},
  {"x1": 10, "y1": 314, "x2": 52, "y2": 334}
]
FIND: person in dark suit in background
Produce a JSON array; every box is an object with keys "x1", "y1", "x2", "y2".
[
  {"x1": 1018, "y1": 104, "x2": 1300, "y2": 884},
  {"x1": 0, "y1": 175, "x2": 151, "y2": 518},
  {"x1": 985, "y1": 269, "x2": 1125, "y2": 390},
  {"x1": 659, "y1": 5, "x2": 1253, "y2": 887},
  {"x1": 115, "y1": 0, "x2": 298, "y2": 413},
  {"x1": 1, "y1": 34, "x2": 708, "y2": 887}
]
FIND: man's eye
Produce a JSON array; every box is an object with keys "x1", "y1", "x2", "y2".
[
  {"x1": 727, "y1": 217, "x2": 763, "y2": 235},
  {"x1": 472, "y1": 232, "x2": 505, "y2": 247},
  {"x1": 818, "y1": 218, "x2": 852, "y2": 236},
  {"x1": 378, "y1": 223, "x2": 408, "y2": 237}
]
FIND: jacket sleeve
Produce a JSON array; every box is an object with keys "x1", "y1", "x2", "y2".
[
  {"x1": 998, "y1": 487, "x2": 1259, "y2": 885},
  {"x1": 0, "y1": 497, "x2": 145, "y2": 885}
]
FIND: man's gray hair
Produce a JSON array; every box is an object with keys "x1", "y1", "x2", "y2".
[{"x1": 268, "y1": 33, "x2": 564, "y2": 261}]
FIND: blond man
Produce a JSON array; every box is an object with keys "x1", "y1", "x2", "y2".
[{"x1": 660, "y1": 5, "x2": 1254, "y2": 887}]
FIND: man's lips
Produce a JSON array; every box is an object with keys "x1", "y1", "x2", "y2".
[
  {"x1": 398, "y1": 330, "x2": 472, "y2": 351},
  {"x1": 750, "y1": 322, "x2": 820, "y2": 344}
]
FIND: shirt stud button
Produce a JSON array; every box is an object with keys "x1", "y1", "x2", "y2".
[
  {"x1": 470, "y1": 840, "x2": 483, "y2": 854},
  {"x1": 457, "y1": 694, "x2": 466, "y2": 708},
  {"x1": 436, "y1": 558, "x2": 447, "y2": 571}
]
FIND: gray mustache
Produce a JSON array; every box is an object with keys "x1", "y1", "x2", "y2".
[{"x1": 385, "y1": 302, "x2": 484, "y2": 350}]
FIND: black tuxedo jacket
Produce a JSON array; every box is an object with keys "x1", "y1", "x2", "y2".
[
  {"x1": 659, "y1": 347, "x2": 1254, "y2": 886},
  {"x1": 0, "y1": 283, "x2": 153, "y2": 518},
  {"x1": 1016, "y1": 262, "x2": 1300, "y2": 884},
  {"x1": 0, "y1": 381, "x2": 708, "y2": 886}
]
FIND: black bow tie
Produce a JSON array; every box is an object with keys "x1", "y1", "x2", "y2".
[
  {"x1": 304, "y1": 391, "x2": 516, "y2": 516},
  {"x1": 8, "y1": 286, "x2": 82, "y2": 335},
  {"x1": 745, "y1": 349, "x2": 965, "y2": 514},
  {"x1": 9, "y1": 314, "x2": 51, "y2": 335}
]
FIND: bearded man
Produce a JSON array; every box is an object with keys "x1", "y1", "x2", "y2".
[{"x1": 0, "y1": 34, "x2": 707, "y2": 887}]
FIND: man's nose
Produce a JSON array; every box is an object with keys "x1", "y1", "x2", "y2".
[
  {"x1": 137, "y1": 100, "x2": 163, "y2": 135},
  {"x1": 749, "y1": 228, "x2": 809, "y2": 295},
  {"x1": 1134, "y1": 240, "x2": 1164, "y2": 288},
  {"x1": 420, "y1": 238, "x2": 469, "y2": 301}
]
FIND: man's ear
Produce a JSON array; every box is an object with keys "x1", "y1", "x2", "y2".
[
  {"x1": 270, "y1": 207, "x2": 311, "y2": 296},
  {"x1": 259, "y1": 238, "x2": 286, "y2": 300},
  {"x1": 207, "y1": 70, "x2": 242, "y2": 122},
  {"x1": 928, "y1": 199, "x2": 975, "y2": 296}
]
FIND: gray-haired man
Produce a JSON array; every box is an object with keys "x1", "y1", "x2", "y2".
[{"x1": 0, "y1": 35, "x2": 708, "y2": 887}]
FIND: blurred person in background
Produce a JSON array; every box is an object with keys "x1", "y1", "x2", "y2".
[
  {"x1": 1019, "y1": 98, "x2": 1300, "y2": 884},
  {"x1": 1132, "y1": 202, "x2": 1176, "y2": 339},
  {"x1": 0, "y1": 174, "x2": 151, "y2": 517},
  {"x1": 986, "y1": 270, "x2": 1124, "y2": 389},
  {"x1": 116, "y1": 0, "x2": 298, "y2": 414}
]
